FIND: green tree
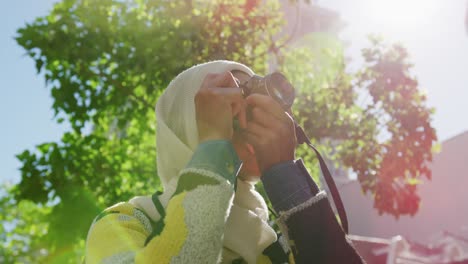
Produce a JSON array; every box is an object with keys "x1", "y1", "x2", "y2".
[
  {"x1": 279, "y1": 34, "x2": 436, "y2": 217},
  {"x1": 2, "y1": 0, "x2": 436, "y2": 262}
]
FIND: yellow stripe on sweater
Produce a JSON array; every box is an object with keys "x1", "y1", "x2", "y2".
[{"x1": 137, "y1": 191, "x2": 188, "y2": 263}]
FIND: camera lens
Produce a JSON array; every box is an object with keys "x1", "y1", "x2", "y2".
[{"x1": 266, "y1": 72, "x2": 295, "y2": 109}]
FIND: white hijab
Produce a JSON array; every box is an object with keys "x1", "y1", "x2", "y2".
[{"x1": 130, "y1": 61, "x2": 277, "y2": 263}]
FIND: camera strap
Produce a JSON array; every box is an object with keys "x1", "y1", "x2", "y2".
[{"x1": 294, "y1": 123, "x2": 349, "y2": 234}]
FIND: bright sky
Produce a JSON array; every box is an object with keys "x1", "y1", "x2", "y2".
[
  {"x1": 320, "y1": 0, "x2": 468, "y2": 140},
  {"x1": 1, "y1": 0, "x2": 66, "y2": 185},
  {"x1": 1, "y1": 0, "x2": 468, "y2": 185}
]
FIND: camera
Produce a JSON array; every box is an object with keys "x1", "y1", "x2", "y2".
[
  {"x1": 239, "y1": 72, "x2": 295, "y2": 110},
  {"x1": 233, "y1": 72, "x2": 296, "y2": 131}
]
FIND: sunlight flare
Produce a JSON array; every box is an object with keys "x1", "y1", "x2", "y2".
[{"x1": 364, "y1": 0, "x2": 440, "y2": 29}]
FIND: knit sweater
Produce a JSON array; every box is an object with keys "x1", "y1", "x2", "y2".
[
  {"x1": 86, "y1": 140, "x2": 293, "y2": 263},
  {"x1": 85, "y1": 140, "x2": 364, "y2": 263}
]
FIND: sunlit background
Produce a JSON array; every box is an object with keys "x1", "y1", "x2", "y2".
[
  {"x1": 2, "y1": 0, "x2": 467, "y2": 184},
  {"x1": 362, "y1": 0, "x2": 440, "y2": 28},
  {"x1": 321, "y1": 0, "x2": 468, "y2": 142},
  {"x1": 1, "y1": 0, "x2": 468, "y2": 262}
]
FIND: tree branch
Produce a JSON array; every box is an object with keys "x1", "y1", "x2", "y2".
[{"x1": 256, "y1": 2, "x2": 301, "y2": 64}]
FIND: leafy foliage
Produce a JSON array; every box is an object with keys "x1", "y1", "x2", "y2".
[
  {"x1": 280, "y1": 34, "x2": 436, "y2": 217},
  {"x1": 2, "y1": 0, "x2": 436, "y2": 262}
]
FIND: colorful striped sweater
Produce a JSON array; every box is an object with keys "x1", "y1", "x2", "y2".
[{"x1": 85, "y1": 140, "x2": 363, "y2": 263}]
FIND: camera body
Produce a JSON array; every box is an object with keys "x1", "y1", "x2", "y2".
[
  {"x1": 239, "y1": 72, "x2": 295, "y2": 110},
  {"x1": 233, "y1": 72, "x2": 295, "y2": 131}
]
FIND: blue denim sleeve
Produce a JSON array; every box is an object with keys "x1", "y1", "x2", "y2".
[
  {"x1": 261, "y1": 159, "x2": 320, "y2": 212},
  {"x1": 185, "y1": 140, "x2": 242, "y2": 185}
]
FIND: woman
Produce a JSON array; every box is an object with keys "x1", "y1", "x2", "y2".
[{"x1": 85, "y1": 60, "x2": 364, "y2": 263}]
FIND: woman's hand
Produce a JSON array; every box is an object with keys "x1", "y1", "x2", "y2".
[
  {"x1": 195, "y1": 71, "x2": 247, "y2": 143},
  {"x1": 244, "y1": 94, "x2": 297, "y2": 173}
]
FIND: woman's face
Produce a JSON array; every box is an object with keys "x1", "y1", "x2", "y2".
[{"x1": 231, "y1": 70, "x2": 261, "y2": 180}]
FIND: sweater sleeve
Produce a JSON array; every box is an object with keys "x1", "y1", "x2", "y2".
[
  {"x1": 261, "y1": 159, "x2": 364, "y2": 264},
  {"x1": 85, "y1": 140, "x2": 241, "y2": 264}
]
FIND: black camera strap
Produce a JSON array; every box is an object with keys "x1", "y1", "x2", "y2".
[{"x1": 294, "y1": 123, "x2": 349, "y2": 234}]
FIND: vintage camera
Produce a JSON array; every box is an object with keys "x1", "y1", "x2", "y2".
[
  {"x1": 239, "y1": 72, "x2": 295, "y2": 110},
  {"x1": 233, "y1": 72, "x2": 296, "y2": 131}
]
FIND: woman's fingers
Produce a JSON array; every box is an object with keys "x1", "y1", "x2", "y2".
[
  {"x1": 250, "y1": 106, "x2": 279, "y2": 129},
  {"x1": 246, "y1": 121, "x2": 266, "y2": 137},
  {"x1": 197, "y1": 71, "x2": 249, "y2": 139},
  {"x1": 209, "y1": 87, "x2": 247, "y2": 129},
  {"x1": 210, "y1": 71, "x2": 247, "y2": 129},
  {"x1": 233, "y1": 101, "x2": 247, "y2": 129},
  {"x1": 202, "y1": 71, "x2": 238, "y2": 89},
  {"x1": 246, "y1": 94, "x2": 286, "y2": 122},
  {"x1": 196, "y1": 72, "x2": 245, "y2": 141},
  {"x1": 215, "y1": 71, "x2": 238, "y2": 88}
]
